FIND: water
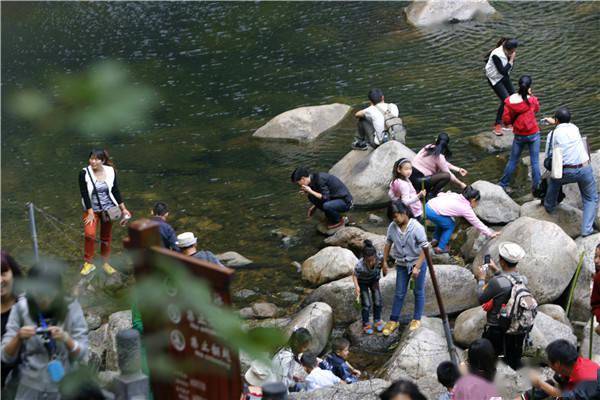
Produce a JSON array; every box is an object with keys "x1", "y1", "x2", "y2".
[{"x1": 2, "y1": 2, "x2": 600, "y2": 311}]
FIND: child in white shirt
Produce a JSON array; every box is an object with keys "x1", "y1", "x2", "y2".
[{"x1": 301, "y1": 352, "x2": 344, "y2": 392}]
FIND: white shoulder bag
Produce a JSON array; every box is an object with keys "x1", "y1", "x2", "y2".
[{"x1": 550, "y1": 131, "x2": 563, "y2": 180}]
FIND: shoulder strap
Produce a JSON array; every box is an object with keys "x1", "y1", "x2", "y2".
[
  {"x1": 547, "y1": 130, "x2": 555, "y2": 156},
  {"x1": 86, "y1": 167, "x2": 103, "y2": 211}
]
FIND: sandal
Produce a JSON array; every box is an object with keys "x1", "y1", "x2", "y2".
[
  {"x1": 374, "y1": 320, "x2": 385, "y2": 333},
  {"x1": 363, "y1": 324, "x2": 374, "y2": 335}
]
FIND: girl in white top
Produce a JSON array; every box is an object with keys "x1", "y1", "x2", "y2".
[
  {"x1": 484, "y1": 38, "x2": 518, "y2": 135},
  {"x1": 388, "y1": 158, "x2": 425, "y2": 219}
]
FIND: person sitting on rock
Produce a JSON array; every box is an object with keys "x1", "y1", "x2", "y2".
[
  {"x1": 301, "y1": 352, "x2": 344, "y2": 392},
  {"x1": 389, "y1": 158, "x2": 426, "y2": 221},
  {"x1": 382, "y1": 201, "x2": 430, "y2": 336},
  {"x1": 542, "y1": 107, "x2": 598, "y2": 237},
  {"x1": 436, "y1": 361, "x2": 460, "y2": 400},
  {"x1": 320, "y1": 338, "x2": 360, "y2": 384},
  {"x1": 291, "y1": 166, "x2": 353, "y2": 230},
  {"x1": 411, "y1": 133, "x2": 468, "y2": 200},
  {"x1": 453, "y1": 339, "x2": 501, "y2": 400},
  {"x1": 523, "y1": 339, "x2": 599, "y2": 399},
  {"x1": 351, "y1": 240, "x2": 384, "y2": 335},
  {"x1": 380, "y1": 379, "x2": 427, "y2": 400},
  {"x1": 474, "y1": 242, "x2": 527, "y2": 371},
  {"x1": 151, "y1": 201, "x2": 180, "y2": 251},
  {"x1": 272, "y1": 327, "x2": 312, "y2": 392},
  {"x1": 351, "y1": 88, "x2": 400, "y2": 151},
  {"x1": 426, "y1": 186, "x2": 499, "y2": 254},
  {"x1": 591, "y1": 243, "x2": 600, "y2": 336},
  {"x1": 176, "y1": 232, "x2": 224, "y2": 267}
]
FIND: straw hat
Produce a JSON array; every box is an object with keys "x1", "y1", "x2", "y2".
[
  {"x1": 175, "y1": 232, "x2": 197, "y2": 248},
  {"x1": 244, "y1": 360, "x2": 276, "y2": 387}
]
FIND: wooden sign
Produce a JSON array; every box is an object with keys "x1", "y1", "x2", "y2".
[{"x1": 126, "y1": 219, "x2": 242, "y2": 400}]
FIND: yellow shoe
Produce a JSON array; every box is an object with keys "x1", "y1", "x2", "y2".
[
  {"x1": 382, "y1": 321, "x2": 399, "y2": 337},
  {"x1": 409, "y1": 319, "x2": 421, "y2": 331},
  {"x1": 102, "y1": 263, "x2": 117, "y2": 275},
  {"x1": 80, "y1": 262, "x2": 96, "y2": 276}
]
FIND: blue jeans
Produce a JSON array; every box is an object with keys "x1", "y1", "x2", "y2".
[
  {"x1": 499, "y1": 132, "x2": 541, "y2": 188},
  {"x1": 359, "y1": 279, "x2": 382, "y2": 324},
  {"x1": 425, "y1": 204, "x2": 455, "y2": 250},
  {"x1": 544, "y1": 165, "x2": 599, "y2": 236},
  {"x1": 389, "y1": 261, "x2": 427, "y2": 322},
  {"x1": 317, "y1": 199, "x2": 351, "y2": 224}
]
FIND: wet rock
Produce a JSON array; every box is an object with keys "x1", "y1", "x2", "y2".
[
  {"x1": 347, "y1": 320, "x2": 401, "y2": 353},
  {"x1": 520, "y1": 200, "x2": 583, "y2": 238},
  {"x1": 252, "y1": 103, "x2": 351, "y2": 142},
  {"x1": 581, "y1": 319, "x2": 600, "y2": 363},
  {"x1": 453, "y1": 306, "x2": 487, "y2": 348},
  {"x1": 105, "y1": 310, "x2": 133, "y2": 372},
  {"x1": 405, "y1": 0, "x2": 496, "y2": 27},
  {"x1": 234, "y1": 289, "x2": 257, "y2": 300},
  {"x1": 324, "y1": 226, "x2": 386, "y2": 254},
  {"x1": 460, "y1": 226, "x2": 493, "y2": 262},
  {"x1": 538, "y1": 304, "x2": 571, "y2": 327},
  {"x1": 368, "y1": 214, "x2": 384, "y2": 225},
  {"x1": 216, "y1": 251, "x2": 253, "y2": 267},
  {"x1": 85, "y1": 311, "x2": 102, "y2": 331},
  {"x1": 288, "y1": 378, "x2": 391, "y2": 400},
  {"x1": 469, "y1": 130, "x2": 514, "y2": 153},
  {"x1": 285, "y1": 302, "x2": 333, "y2": 355},
  {"x1": 472, "y1": 180, "x2": 520, "y2": 224},
  {"x1": 571, "y1": 234, "x2": 600, "y2": 322},
  {"x1": 305, "y1": 264, "x2": 478, "y2": 325},
  {"x1": 473, "y1": 217, "x2": 579, "y2": 304},
  {"x1": 302, "y1": 246, "x2": 357, "y2": 285},
  {"x1": 329, "y1": 141, "x2": 416, "y2": 207},
  {"x1": 526, "y1": 312, "x2": 577, "y2": 361},
  {"x1": 278, "y1": 291, "x2": 300, "y2": 303}
]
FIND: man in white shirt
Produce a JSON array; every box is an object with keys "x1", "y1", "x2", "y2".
[
  {"x1": 351, "y1": 88, "x2": 399, "y2": 151},
  {"x1": 543, "y1": 107, "x2": 598, "y2": 237},
  {"x1": 300, "y1": 352, "x2": 344, "y2": 392}
]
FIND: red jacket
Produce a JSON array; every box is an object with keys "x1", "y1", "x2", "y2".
[
  {"x1": 502, "y1": 94, "x2": 540, "y2": 136},
  {"x1": 592, "y1": 272, "x2": 600, "y2": 321}
]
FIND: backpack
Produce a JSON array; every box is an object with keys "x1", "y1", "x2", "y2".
[
  {"x1": 374, "y1": 104, "x2": 406, "y2": 144},
  {"x1": 498, "y1": 274, "x2": 538, "y2": 334}
]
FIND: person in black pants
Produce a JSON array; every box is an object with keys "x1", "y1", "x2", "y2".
[
  {"x1": 291, "y1": 166, "x2": 353, "y2": 230},
  {"x1": 485, "y1": 38, "x2": 518, "y2": 135},
  {"x1": 474, "y1": 242, "x2": 527, "y2": 370}
]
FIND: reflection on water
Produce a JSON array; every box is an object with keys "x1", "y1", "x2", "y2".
[{"x1": 2, "y1": 2, "x2": 599, "y2": 307}]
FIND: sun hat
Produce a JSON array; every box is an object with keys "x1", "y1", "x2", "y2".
[
  {"x1": 175, "y1": 232, "x2": 197, "y2": 248},
  {"x1": 244, "y1": 360, "x2": 276, "y2": 387},
  {"x1": 498, "y1": 242, "x2": 526, "y2": 264}
]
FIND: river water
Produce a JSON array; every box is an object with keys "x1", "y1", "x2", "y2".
[{"x1": 2, "y1": 2, "x2": 599, "y2": 314}]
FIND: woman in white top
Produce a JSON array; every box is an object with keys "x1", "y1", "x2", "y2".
[{"x1": 484, "y1": 38, "x2": 518, "y2": 136}]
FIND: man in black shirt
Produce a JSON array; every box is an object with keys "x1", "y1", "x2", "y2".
[
  {"x1": 291, "y1": 166, "x2": 353, "y2": 230},
  {"x1": 151, "y1": 202, "x2": 180, "y2": 252}
]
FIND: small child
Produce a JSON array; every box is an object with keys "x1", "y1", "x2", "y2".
[
  {"x1": 321, "y1": 338, "x2": 361, "y2": 384},
  {"x1": 436, "y1": 361, "x2": 460, "y2": 400},
  {"x1": 301, "y1": 352, "x2": 343, "y2": 392},
  {"x1": 388, "y1": 158, "x2": 426, "y2": 220},
  {"x1": 352, "y1": 240, "x2": 384, "y2": 334}
]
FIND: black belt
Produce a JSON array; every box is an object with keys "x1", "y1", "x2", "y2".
[{"x1": 563, "y1": 161, "x2": 589, "y2": 169}]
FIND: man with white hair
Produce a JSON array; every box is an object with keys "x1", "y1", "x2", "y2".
[
  {"x1": 176, "y1": 232, "x2": 224, "y2": 267},
  {"x1": 474, "y1": 242, "x2": 529, "y2": 370}
]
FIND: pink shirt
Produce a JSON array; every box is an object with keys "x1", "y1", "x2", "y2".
[
  {"x1": 412, "y1": 145, "x2": 461, "y2": 186},
  {"x1": 388, "y1": 178, "x2": 423, "y2": 217},
  {"x1": 453, "y1": 374, "x2": 500, "y2": 400},
  {"x1": 427, "y1": 192, "x2": 493, "y2": 237}
]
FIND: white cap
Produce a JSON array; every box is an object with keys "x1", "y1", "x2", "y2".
[
  {"x1": 175, "y1": 232, "x2": 197, "y2": 248},
  {"x1": 244, "y1": 360, "x2": 276, "y2": 387},
  {"x1": 498, "y1": 242, "x2": 526, "y2": 264}
]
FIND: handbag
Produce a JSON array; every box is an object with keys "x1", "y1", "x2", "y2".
[
  {"x1": 544, "y1": 130, "x2": 563, "y2": 179},
  {"x1": 86, "y1": 167, "x2": 122, "y2": 222}
]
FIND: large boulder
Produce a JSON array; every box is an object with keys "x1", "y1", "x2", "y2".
[
  {"x1": 537, "y1": 304, "x2": 571, "y2": 328},
  {"x1": 302, "y1": 246, "x2": 357, "y2": 285},
  {"x1": 460, "y1": 226, "x2": 492, "y2": 262},
  {"x1": 252, "y1": 103, "x2": 351, "y2": 142},
  {"x1": 305, "y1": 265, "x2": 479, "y2": 325},
  {"x1": 581, "y1": 319, "x2": 600, "y2": 363},
  {"x1": 473, "y1": 217, "x2": 579, "y2": 304},
  {"x1": 289, "y1": 379, "x2": 391, "y2": 400},
  {"x1": 347, "y1": 320, "x2": 402, "y2": 353},
  {"x1": 324, "y1": 226, "x2": 387, "y2": 254},
  {"x1": 329, "y1": 141, "x2": 416, "y2": 207},
  {"x1": 105, "y1": 310, "x2": 133, "y2": 372},
  {"x1": 472, "y1": 180, "x2": 520, "y2": 224},
  {"x1": 520, "y1": 200, "x2": 583, "y2": 239},
  {"x1": 469, "y1": 130, "x2": 514, "y2": 153},
  {"x1": 453, "y1": 306, "x2": 487, "y2": 348},
  {"x1": 404, "y1": 0, "x2": 496, "y2": 27},
  {"x1": 284, "y1": 302, "x2": 333, "y2": 355},
  {"x1": 571, "y1": 234, "x2": 600, "y2": 322}
]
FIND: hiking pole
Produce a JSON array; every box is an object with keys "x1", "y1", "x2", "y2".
[
  {"x1": 565, "y1": 252, "x2": 585, "y2": 318},
  {"x1": 589, "y1": 316, "x2": 595, "y2": 359},
  {"x1": 424, "y1": 246, "x2": 459, "y2": 364},
  {"x1": 26, "y1": 202, "x2": 40, "y2": 263}
]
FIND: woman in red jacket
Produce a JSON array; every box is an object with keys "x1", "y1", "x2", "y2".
[{"x1": 498, "y1": 75, "x2": 541, "y2": 194}]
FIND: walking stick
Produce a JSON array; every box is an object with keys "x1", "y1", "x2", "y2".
[
  {"x1": 589, "y1": 316, "x2": 595, "y2": 359},
  {"x1": 424, "y1": 246, "x2": 459, "y2": 364},
  {"x1": 565, "y1": 252, "x2": 585, "y2": 318}
]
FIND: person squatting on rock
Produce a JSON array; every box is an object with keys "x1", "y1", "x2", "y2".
[
  {"x1": 319, "y1": 338, "x2": 361, "y2": 384},
  {"x1": 271, "y1": 327, "x2": 312, "y2": 392},
  {"x1": 436, "y1": 361, "x2": 460, "y2": 400},
  {"x1": 291, "y1": 166, "x2": 353, "y2": 230},
  {"x1": 78, "y1": 148, "x2": 132, "y2": 276},
  {"x1": 592, "y1": 243, "x2": 600, "y2": 336},
  {"x1": 151, "y1": 201, "x2": 180, "y2": 251},
  {"x1": 520, "y1": 339, "x2": 599, "y2": 399},
  {"x1": 485, "y1": 37, "x2": 519, "y2": 136},
  {"x1": 410, "y1": 133, "x2": 468, "y2": 200},
  {"x1": 1, "y1": 261, "x2": 89, "y2": 400},
  {"x1": 352, "y1": 240, "x2": 384, "y2": 335},
  {"x1": 453, "y1": 338, "x2": 501, "y2": 400},
  {"x1": 176, "y1": 232, "x2": 224, "y2": 267},
  {"x1": 351, "y1": 88, "x2": 400, "y2": 151},
  {"x1": 380, "y1": 379, "x2": 427, "y2": 400},
  {"x1": 389, "y1": 158, "x2": 425, "y2": 221},
  {"x1": 543, "y1": 107, "x2": 599, "y2": 237},
  {"x1": 426, "y1": 186, "x2": 499, "y2": 254},
  {"x1": 498, "y1": 75, "x2": 542, "y2": 194},
  {"x1": 381, "y1": 201, "x2": 430, "y2": 336},
  {"x1": 475, "y1": 242, "x2": 529, "y2": 371},
  {"x1": 301, "y1": 352, "x2": 344, "y2": 392}
]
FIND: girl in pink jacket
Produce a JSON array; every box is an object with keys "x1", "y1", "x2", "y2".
[{"x1": 388, "y1": 158, "x2": 425, "y2": 220}]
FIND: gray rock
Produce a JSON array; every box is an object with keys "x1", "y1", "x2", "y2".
[
  {"x1": 570, "y1": 234, "x2": 600, "y2": 322},
  {"x1": 520, "y1": 200, "x2": 583, "y2": 238},
  {"x1": 289, "y1": 379, "x2": 391, "y2": 400},
  {"x1": 368, "y1": 214, "x2": 384, "y2": 224},
  {"x1": 473, "y1": 217, "x2": 579, "y2": 304},
  {"x1": 472, "y1": 180, "x2": 520, "y2": 224},
  {"x1": 88, "y1": 323, "x2": 109, "y2": 370},
  {"x1": 305, "y1": 265, "x2": 479, "y2": 325},
  {"x1": 347, "y1": 320, "x2": 401, "y2": 353},
  {"x1": 526, "y1": 312, "x2": 577, "y2": 361},
  {"x1": 278, "y1": 291, "x2": 300, "y2": 303},
  {"x1": 234, "y1": 289, "x2": 257, "y2": 300},
  {"x1": 538, "y1": 304, "x2": 571, "y2": 328},
  {"x1": 97, "y1": 370, "x2": 119, "y2": 388},
  {"x1": 405, "y1": 0, "x2": 496, "y2": 27},
  {"x1": 85, "y1": 311, "x2": 102, "y2": 331},
  {"x1": 581, "y1": 319, "x2": 600, "y2": 362},
  {"x1": 329, "y1": 141, "x2": 416, "y2": 207},
  {"x1": 253, "y1": 103, "x2": 351, "y2": 142},
  {"x1": 325, "y1": 226, "x2": 387, "y2": 254},
  {"x1": 251, "y1": 302, "x2": 280, "y2": 319},
  {"x1": 216, "y1": 251, "x2": 253, "y2": 267},
  {"x1": 285, "y1": 302, "x2": 333, "y2": 355},
  {"x1": 106, "y1": 310, "x2": 133, "y2": 372},
  {"x1": 245, "y1": 317, "x2": 292, "y2": 330},
  {"x1": 494, "y1": 362, "x2": 531, "y2": 400},
  {"x1": 302, "y1": 246, "x2": 358, "y2": 285},
  {"x1": 460, "y1": 226, "x2": 493, "y2": 262},
  {"x1": 469, "y1": 130, "x2": 514, "y2": 153},
  {"x1": 239, "y1": 307, "x2": 254, "y2": 319},
  {"x1": 453, "y1": 306, "x2": 487, "y2": 348}
]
